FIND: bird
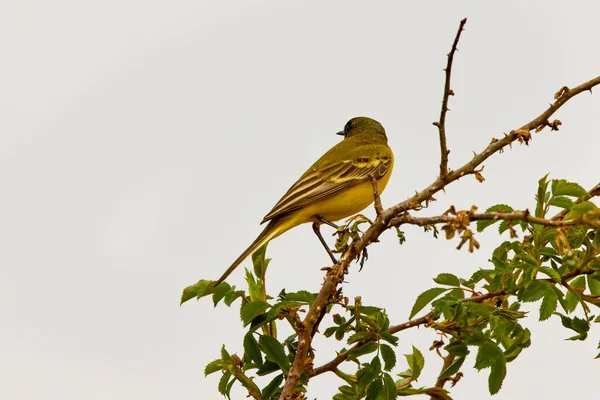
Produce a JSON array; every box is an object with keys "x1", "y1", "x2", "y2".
[{"x1": 214, "y1": 116, "x2": 394, "y2": 285}]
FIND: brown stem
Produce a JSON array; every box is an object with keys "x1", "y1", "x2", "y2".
[{"x1": 435, "y1": 18, "x2": 467, "y2": 179}]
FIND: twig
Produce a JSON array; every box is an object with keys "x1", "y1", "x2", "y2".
[
  {"x1": 369, "y1": 173, "x2": 384, "y2": 216},
  {"x1": 434, "y1": 18, "x2": 467, "y2": 179},
  {"x1": 278, "y1": 71, "x2": 600, "y2": 400},
  {"x1": 310, "y1": 290, "x2": 508, "y2": 378},
  {"x1": 389, "y1": 210, "x2": 583, "y2": 229}
]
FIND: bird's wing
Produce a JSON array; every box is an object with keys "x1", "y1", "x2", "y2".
[{"x1": 262, "y1": 154, "x2": 392, "y2": 222}]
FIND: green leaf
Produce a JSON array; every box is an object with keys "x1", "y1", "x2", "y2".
[
  {"x1": 382, "y1": 373, "x2": 397, "y2": 399},
  {"x1": 284, "y1": 290, "x2": 317, "y2": 303},
  {"x1": 552, "y1": 179, "x2": 587, "y2": 197},
  {"x1": 445, "y1": 341, "x2": 469, "y2": 357},
  {"x1": 379, "y1": 332, "x2": 399, "y2": 346},
  {"x1": 409, "y1": 287, "x2": 449, "y2": 319},
  {"x1": 347, "y1": 341, "x2": 379, "y2": 360},
  {"x1": 243, "y1": 333, "x2": 263, "y2": 366},
  {"x1": 261, "y1": 374, "x2": 283, "y2": 400},
  {"x1": 539, "y1": 266, "x2": 561, "y2": 283},
  {"x1": 405, "y1": 346, "x2": 425, "y2": 380},
  {"x1": 540, "y1": 289, "x2": 558, "y2": 321},
  {"x1": 474, "y1": 342, "x2": 503, "y2": 370},
  {"x1": 256, "y1": 361, "x2": 280, "y2": 376},
  {"x1": 223, "y1": 289, "x2": 244, "y2": 306},
  {"x1": 567, "y1": 201, "x2": 599, "y2": 219},
  {"x1": 180, "y1": 279, "x2": 212, "y2": 304},
  {"x1": 588, "y1": 274, "x2": 600, "y2": 296},
  {"x1": 433, "y1": 273, "x2": 461, "y2": 287},
  {"x1": 240, "y1": 300, "x2": 270, "y2": 326},
  {"x1": 380, "y1": 344, "x2": 397, "y2": 371},
  {"x1": 477, "y1": 204, "x2": 514, "y2": 232},
  {"x1": 438, "y1": 356, "x2": 465, "y2": 380},
  {"x1": 565, "y1": 276, "x2": 586, "y2": 313},
  {"x1": 536, "y1": 174, "x2": 550, "y2": 218},
  {"x1": 467, "y1": 269, "x2": 496, "y2": 284},
  {"x1": 258, "y1": 335, "x2": 290, "y2": 374},
  {"x1": 548, "y1": 196, "x2": 575, "y2": 209},
  {"x1": 252, "y1": 242, "x2": 270, "y2": 279},
  {"x1": 518, "y1": 280, "x2": 549, "y2": 302},
  {"x1": 358, "y1": 356, "x2": 382, "y2": 392},
  {"x1": 218, "y1": 371, "x2": 231, "y2": 396},
  {"x1": 212, "y1": 282, "x2": 231, "y2": 306},
  {"x1": 489, "y1": 358, "x2": 507, "y2": 395},
  {"x1": 365, "y1": 377, "x2": 383, "y2": 400},
  {"x1": 204, "y1": 359, "x2": 224, "y2": 376}
]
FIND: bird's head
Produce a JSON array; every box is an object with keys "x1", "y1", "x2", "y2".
[{"x1": 337, "y1": 116, "x2": 386, "y2": 139}]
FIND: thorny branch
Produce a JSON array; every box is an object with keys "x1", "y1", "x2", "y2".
[
  {"x1": 434, "y1": 17, "x2": 467, "y2": 179},
  {"x1": 278, "y1": 27, "x2": 600, "y2": 400}
]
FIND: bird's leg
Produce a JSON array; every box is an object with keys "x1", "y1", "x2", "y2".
[
  {"x1": 312, "y1": 218, "x2": 338, "y2": 264},
  {"x1": 316, "y1": 215, "x2": 339, "y2": 229},
  {"x1": 368, "y1": 173, "x2": 384, "y2": 216}
]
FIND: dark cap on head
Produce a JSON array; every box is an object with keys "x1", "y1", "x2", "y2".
[{"x1": 336, "y1": 117, "x2": 386, "y2": 138}]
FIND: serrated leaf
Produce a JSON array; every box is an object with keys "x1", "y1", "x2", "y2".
[
  {"x1": 565, "y1": 276, "x2": 586, "y2": 313},
  {"x1": 540, "y1": 289, "x2": 558, "y2": 321},
  {"x1": 433, "y1": 273, "x2": 461, "y2": 286},
  {"x1": 552, "y1": 179, "x2": 587, "y2": 198},
  {"x1": 284, "y1": 290, "x2": 317, "y2": 303},
  {"x1": 347, "y1": 331, "x2": 374, "y2": 345},
  {"x1": 243, "y1": 333, "x2": 263, "y2": 366},
  {"x1": 251, "y1": 242, "x2": 270, "y2": 279},
  {"x1": 539, "y1": 266, "x2": 561, "y2": 283},
  {"x1": 358, "y1": 356, "x2": 382, "y2": 391},
  {"x1": 261, "y1": 374, "x2": 283, "y2": 400},
  {"x1": 380, "y1": 344, "x2": 397, "y2": 371},
  {"x1": 489, "y1": 358, "x2": 507, "y2": 395},
  {"x1": 568, "y1": 201, "x2": 599, "y2": 219},
  {"x1": 518, "y1": 280, "x2": 548, "y2": 302},
  {"x1": 347, "y1": 341, "x2": 379, "y2": 360},
  {"x1": 474, "y1": 342, "x2": 502, "y2": 370},
  {"x1": 405, "y1": 346, "x2": 424, "y2": 381},
  {"x1": 212, "y1": 282, "x2": 231, "y2": 306},
  {"x1": 439, "y1": 355, "x2": 466, "y2": 380},
  {"x1": 548, "y1": 196, "x2": 575, "y2": 209},
  {"x1": 256, "y1": 361, "x2": 280, "y2": 376},
  {"x1": 382, "y1": 373, "x2": 397, "y2": 399},
  {"x1": 180, "y1": 279, "x2": 212, "y2": 304},
  {"x1": 218, "y1": 371, "x2": 231, "y2": 396},
  {"x1": 365, "y1": 377, "x2": 383, "y2": 400},
  {"x1": 223, "y1": 289, "x2": 244, "y2": 306},
  {"x1": 204, "y1": 359, "x2": 223, "y2": 376},
  {"x1": 380, "y1": 332, "x2": 399, "y2": 346},
  {"x1": 468, "y1": 269, "x2": 496, "y2": 284},
  {"x1": 536, "y1": 174, "x2": 550, "y2": 218},
  {"x1": 477, "y1": 204, "x2": 514, "y2": 232},
  {"x1": 240, "y1": 300, "x2": 270, "y2": 326},
  {"x1": 445, "y1": 341, "x2": 469, "y2": 357},
  {"x1": 409, "y1": 287, "x2": 449, "y2": 319},
  {"x1": 588, "y1": 274, "x2": 600, "y2": 296},
  {"x1": 258, "y1": 335, "x2": 290, "y2": 374}
]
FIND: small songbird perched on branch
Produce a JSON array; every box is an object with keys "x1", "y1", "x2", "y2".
[{"x1": 215, "y1": 116, "x2": 394, "y2": 285}]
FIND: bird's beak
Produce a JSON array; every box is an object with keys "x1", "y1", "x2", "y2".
[{"x1": 336, "y1": 130, "x2": 344, "y2": 136}]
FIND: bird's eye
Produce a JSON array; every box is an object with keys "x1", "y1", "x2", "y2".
[{"x1": 344, "y1": 119, "x2": 354, "y2": 133}]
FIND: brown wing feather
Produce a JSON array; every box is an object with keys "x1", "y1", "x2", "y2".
[{"x1": 261, "y1": 156, "x2": 392, "y2": 223}]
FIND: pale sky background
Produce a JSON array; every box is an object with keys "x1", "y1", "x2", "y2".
[{"x1": 2, "y1": 1, "x2": 599, "y2": 399}]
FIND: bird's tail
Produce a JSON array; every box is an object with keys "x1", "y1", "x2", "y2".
[{"x1": 214, "y1": 218, "x2": 288, "y2": 286}]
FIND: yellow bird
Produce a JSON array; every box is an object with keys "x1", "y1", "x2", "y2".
[{"x1": 215, "y1": 117, "x2": 394, "y2": 285}]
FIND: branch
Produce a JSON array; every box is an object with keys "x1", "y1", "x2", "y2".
[
  {"x1": 390, "y1": 210, "x2": 585, "y2": 229},
  {"x1": 278, "y1": 66, "x2": 600, "y2": 400},
  {"x1": 311, "y1": 291, "x2": 507, "y2": 378},
  {"x1": 434, "y1": 18, "x2": 467, "y2": 179}
]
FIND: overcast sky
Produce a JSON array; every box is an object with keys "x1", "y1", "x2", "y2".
[{"x1": 2, "y1": 1, "x2": 599, "y2": 399}]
